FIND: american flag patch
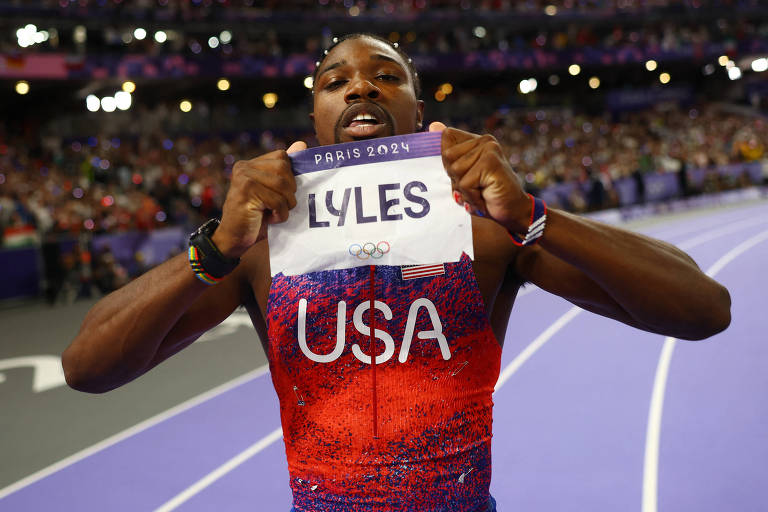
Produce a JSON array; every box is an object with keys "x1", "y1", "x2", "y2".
[{"x1": 401, "y1": 263, "x2": 445, "y2": 280}]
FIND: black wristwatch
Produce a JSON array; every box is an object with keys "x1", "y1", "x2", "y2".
[{"x1": 188, "y1": 218, "x2": 240, "y2": 278}]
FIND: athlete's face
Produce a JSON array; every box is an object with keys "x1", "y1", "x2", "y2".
[{"x1": 311, "y1": 37, "x2": 424, "y2": 146}]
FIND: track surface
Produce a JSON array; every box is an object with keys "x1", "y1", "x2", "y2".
[{"x1": 1, "y1": 200, "x2": 766, "y2": 511}]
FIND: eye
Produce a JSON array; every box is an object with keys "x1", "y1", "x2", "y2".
[
  {"x1": 324, "y1": 79, "x2": 347, "y2": 91},
  {"x1": 376, "y1": 74, "x2": 400, "y2": 82}
]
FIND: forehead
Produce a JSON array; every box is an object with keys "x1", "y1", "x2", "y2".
[{"x1": 324, "y1": 37, "x2": 407, "y2": 69}]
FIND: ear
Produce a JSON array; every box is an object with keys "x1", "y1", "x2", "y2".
[{"x1": 416, "y1": 100, "x2": 425, "y2": 131}]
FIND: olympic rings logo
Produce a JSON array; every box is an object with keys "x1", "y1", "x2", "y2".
[{"x1": 348, "y1": 241, "x2": 391, "y2": 260}]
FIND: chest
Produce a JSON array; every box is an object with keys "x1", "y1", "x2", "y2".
[{"x1": 266, "y1": 257, "x2": 496, "y2": 373}]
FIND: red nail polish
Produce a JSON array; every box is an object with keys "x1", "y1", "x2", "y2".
[
  {"x1": 453, "y1": 191, "x2": 461, "y2": 204},
  {"x1": 464, "y1": 203, "x2": 471, "y2": 213}
]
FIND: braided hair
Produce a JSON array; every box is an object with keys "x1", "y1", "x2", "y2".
[{"x1": 312, "y1": 33, "x2": 422, "y2": 99}]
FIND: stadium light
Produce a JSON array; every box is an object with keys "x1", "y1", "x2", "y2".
[
  {"x1": 134, "y1": 28, "x2": 147, "y2": 40},
  {"x1": 208, "y1": 36, "x2": 220, "y2": 49},
  {"x1": 645, "y1": 60, "x2": 657, "y2": 71},
  {"x1": 728, "y1": 66, "x2": 742, "y2": 80},
  {"x1": 304, "y1": 76, "x2": 314, "y2": 89},
  {"x1": 434, "y1": 90, "x2": 446, "y2": 102},
  {"x1": 548, "y1": 74, "x2": 560, "y2": 86},
  {"x1": 16, "y1": 24, "x2": 49, "y2": 48},
  {"x1": 439, "y1": 83, "x2": 453, "y2": 95},
  {"x1": 588, "y1": 77, "x2": 600, "y2": 89},
  {"x1": 568, "y1": 64, "x2": 581, "y2": 76},
  {"x1": 115, "y1": 91, "x2": 132, "y2": 110},
  {"x1": 73, "y1": 25, "x2": 86, "y2": 44},
  {"x1": 718, "y1": 55, "x2": 729, "y2": 66},
  {"x1": 220, "y1": 30, "x2": 232, "y2": 44},
  {"x1": 473, "y1": 26, "x2": 487, "y2": 38},
  {"x1": 659, "y1": 72, "x2": 671, "y2": 84},
  {"x1": 179, "y1": 100, "x2": 192, "y2": 112},
  {"x1": 101, "y1": 96, "x2": 117, "y2": 113},
  {"x1": 263, "y1": 93, "x2": 278, "y2": 108},
  {"x1": 122, "y1": 81, "x2": 136, "y2": 93},
  {"x1": 702, "y1": 64, "x2": 715, "y2": 75},
  {"x1": 544, "y1": 5, "x2": 558, "y2": 15},
  {"x1": 751, "y1": 58, "x2": 768, "y2": 73},
  {"x1": 154, "y1": 31, "x2": 167, "y2": 43},
  {"x1": 217, "y1": 78, "x2": 231, "y2": 91},
  {"x1": 518, "y1": 78, "x2": 537, "y2": 94},
  {"x1": 86, "y1": 94, "x2": 100, "y2": 112},
  {"x1": 15, "y1": 80, "x2": 30, "y2": 95}
]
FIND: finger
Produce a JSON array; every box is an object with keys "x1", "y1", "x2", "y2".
[
  {"x1": 253, "y1": 182, "x2": 292, "y2": 224},
  {"x1": 453, "y1": 186, "x2": 486, "y2": 217},
  {"x1": 428, "y1": 121, "x2": 447, "y2": 132},
  {"x1": 257, "y1": 177, "x2": 297, "y2": 210},
  {"x1": 235, "y1": 159, "x2": 297, "y2": 196},
  {"x1": 441, "y1": 127, "x2": 477, "y2": 151},
  {"x1": 287, "y1": 140, "x2": 308, "y2": 154},
  {"x1": 441, "y1": 128, "x2": 480, "y2": 171},
  {"x1": 454, "y1": 179, "x2": 486, "y2": 216},
  {"x1": 442, "y1": 135, "x2": 487, "y2": 169}
]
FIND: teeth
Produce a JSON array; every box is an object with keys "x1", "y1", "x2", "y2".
[{"x1": 352, "y1": 113, "x2": 377, "y2": 122}]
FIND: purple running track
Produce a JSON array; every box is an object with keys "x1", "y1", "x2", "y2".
[{"x1": 1, "y1": 202, "x2": 766, "y2": 511}]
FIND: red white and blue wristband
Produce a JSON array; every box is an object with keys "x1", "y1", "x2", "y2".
[{"x1": 508, "y1": 194, "x2": 547, "y2": 246}]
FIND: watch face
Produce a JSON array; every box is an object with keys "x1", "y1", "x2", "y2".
[
  {"x1": 201, "y1": 218, "x2": 220, "y2": 235},
  {"x1": 191, "y1": 218, "x2": 219, "y2": 239}
]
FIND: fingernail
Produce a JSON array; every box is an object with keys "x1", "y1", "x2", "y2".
[
  {"x1": 453, "y1": 191, "x2": 462, "y2": 204},
  {"x1": 464, "y1": 203, "x2": 471, "y2": 213}
]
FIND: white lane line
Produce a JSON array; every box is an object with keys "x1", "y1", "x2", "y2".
[
  {"x1": 8, "y1": 208, "x2": 764, "y2": 504},
  {"x1": 494, "y1": 306, "x2": 581, "y2": 393},
  {"x1": 160, "y1": 306, "x2": 581, "y2": 509},
  {"x1": 0, "y1": 365, "x2": 269, "y2": 501},
  {"x1": 675, "y1": 217, "x2": 768, "y2": 251},
  {"x1": 154, "y1": 427, "x2": 283, "y2": 512},
  {"x1": 640, "y1": 202, "x2": 768, "y2": 241},
  {"x1": 641, "y1": 229, "x2": 768, "y2": 512},
  {"x1": 494, "y1": 216, "x2": 768, "y2": 395}
]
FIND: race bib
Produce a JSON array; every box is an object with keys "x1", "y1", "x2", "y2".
[{"x1": 268, "y1": 131, "x2": 473, "y2": 276}]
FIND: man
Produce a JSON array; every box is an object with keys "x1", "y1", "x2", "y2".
[{"x1": 62, "y1": 34, "x2": 731, "y2": 511}]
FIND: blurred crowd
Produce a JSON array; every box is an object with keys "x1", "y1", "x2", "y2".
[
  {"x1": 487, "y1": 104, "x2": 766, "y2": 188},
  {"x1": 7, "y1": 0, "x2": 765, "y2": 19},
  {"x1": 2, "y1": 102, "x2": 765, "y2": 247},
  {"x1": 3, "y1": 2, "x2": 767, "y2": 61},
  {"x1": 1, "y1": 101, "x2": 765, "y2": 302}
]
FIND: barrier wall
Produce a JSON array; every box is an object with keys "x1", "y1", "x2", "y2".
[{"x1": 1, "y1": 164, "x2": 765, "y2": 302}]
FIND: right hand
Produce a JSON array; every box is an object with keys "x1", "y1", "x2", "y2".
[{"x1": 213, "y1": 140, "x2": 307, "y2": 258}]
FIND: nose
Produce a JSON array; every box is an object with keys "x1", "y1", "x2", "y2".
[{"x1": 344, "y1": 74, "x2": 380, "y2": 103}]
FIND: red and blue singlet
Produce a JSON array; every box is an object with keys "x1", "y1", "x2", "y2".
[{"x1": 266, "y1": 254, "x2": 501, "y2": 511}]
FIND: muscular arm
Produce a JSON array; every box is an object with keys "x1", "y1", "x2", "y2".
[
  {"x1": 62, "y1": 144, "x2": 304, "y2": 393},
  {"x1": 440, "y1": 126, "x2": 731, "y2": 341},
  {"x1": 62, "y1": 252, "x2": 249, "y2": 393},
  {"x1": 514, "y1": 210, "x2": 731, "y2": 340}
]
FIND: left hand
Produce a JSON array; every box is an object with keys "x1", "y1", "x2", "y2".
[{"x1": 429, "y1": 122, "x2": 531, "y2": 233}]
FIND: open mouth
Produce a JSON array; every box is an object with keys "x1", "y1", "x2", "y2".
[{"x1": 338, "y1": 103, "x2": 392, "y2": 141}]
